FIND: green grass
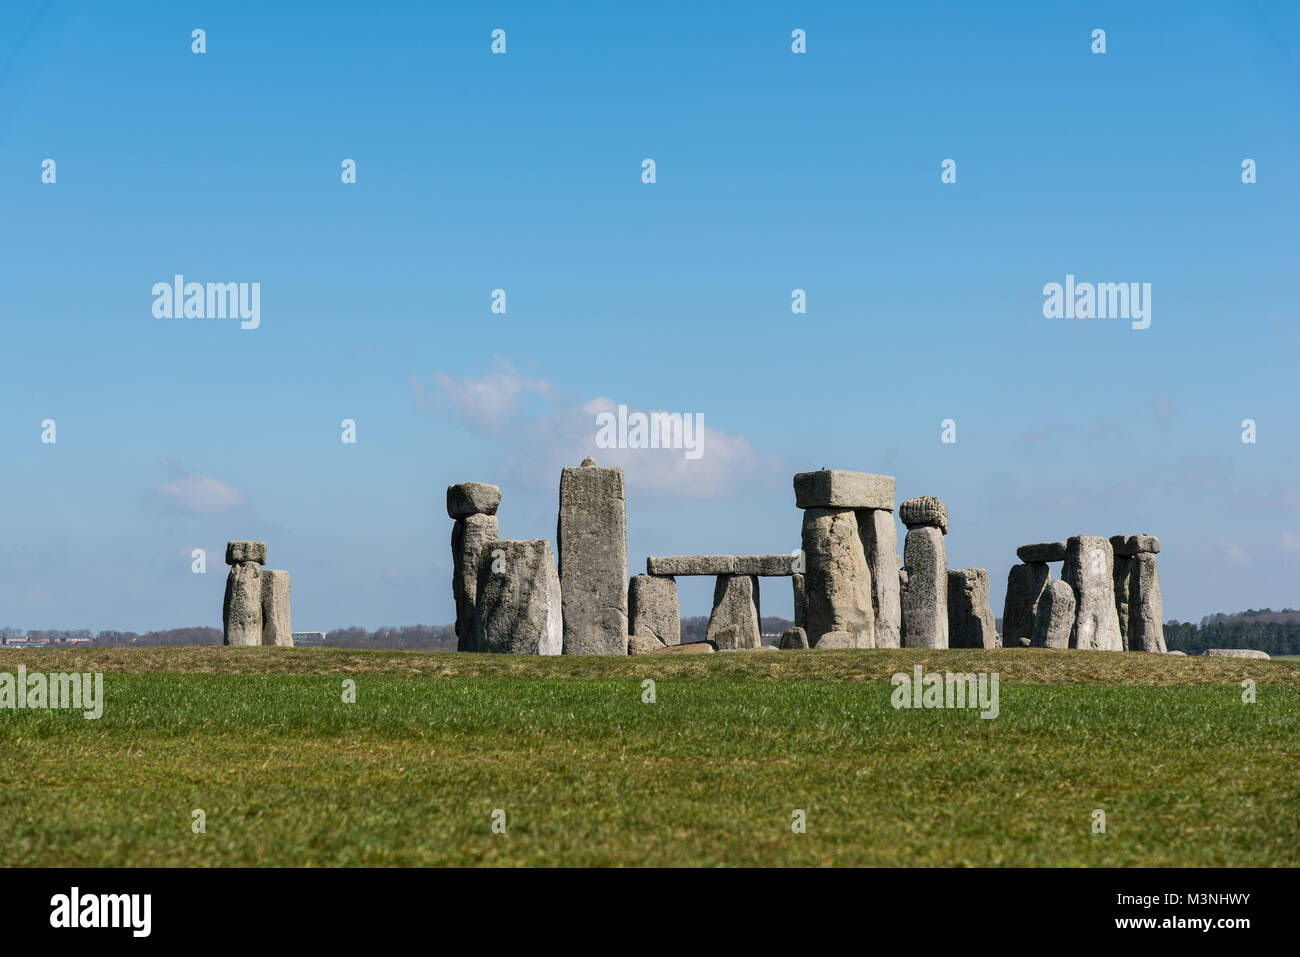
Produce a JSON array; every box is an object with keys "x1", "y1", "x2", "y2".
[{"x1": 0, "y1": 647, "x2": 1296, "y2": 866}]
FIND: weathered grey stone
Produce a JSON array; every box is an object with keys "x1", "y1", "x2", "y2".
[
  {"x1": 1167, "y1": 650, "x2": 1186, "y2": 656},
  {"x1": 628, "y1": 574, "x2": 680, "y2": 646},
  {"x1": 1030, "y1": 579, "x2": 1075, "y2": 649},
  {"x1": 452, "y1": 513, "x2": 499, "y2": 652},
  {"x1": 647, "y1": 555, "x2": 735, "y2": 576},
  {"x1": 1202, "y1": 648, "x2": 1269, "y2": 659},
  {"x1": 1129, "y1": 553, "x2": 1166, "y2": 653},
  {"x1": 1016, "y1": 636, "x2": 1031, "y2": 647},
  {"x1": 793, "y1": 470, "x2": 895, "y2": 511},
  {"x1": 1016, "y1": 542, "x2": 1067, "y2": 563},
  {"x1": 223, "y1": 562, "x2": 263, "y2": 646},
  {"x1": 446, "y1": 482, "x2": 501, "y2": 519},
  {"x1": 706, "y1": 574, "x2": 762, "y2": 650},
  {"x1": 260, "y1": 569, "x2": 292, "y2": 647},
  {"x1": 901, "y1": 525, "x2": 946, "y2": 648},
  {"x1": 899, "y1": 496, "x2": 948, "y2": 534},
  {"x1": 1109, "y1": 534, "x2": 1161, "y2": 557},
  {"x1": 734, "y1": 554, "x2": 797, "y2": 576},
  {"x1": 801, "y1": 508, "x2": 874, "y2": 647},
  {"x1": 473, "y1": 540, "x2": 563, "y2": 655},
  {"x1": 947, "y1": 568, "x2": 999, "y2": 649},
  {"x1": 225, "y1": 541, "x2": 266, "y2": 566},
  {"x1": 649, "y1": 640, "x2": 715, "y2": 655},
  {"x1": 627, "y1": 634, "x2": 664, "y2": 656},
  {"x1": 779, "y1": 626, "x2": 809, "y2": 649},
  {"x1": 857, "y1": 509, "x2": 901, "y2": 649},
  {"x1": 792, "y1": 573, "x2": 806, "y2": 630},
  {"x1": 814, "y1": 630, "x2": 856, "y2": 649},
  {"x1": 1113, "y1": 554, "x2": 1133, "y2": 650},
  {"x1": 1002, "y1": 562, "x2": 1050, "y2": 646},
  {"x1": 558, "y1": 461, "x2": 627, "y2": 655},
  {"x1": 1061, "y1": 536, "x2": 1123, "y2": 651}
]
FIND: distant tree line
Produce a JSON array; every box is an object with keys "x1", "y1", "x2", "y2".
[{"x1": 1164, "y1": 609, "x2": 1300, "y2": 657}]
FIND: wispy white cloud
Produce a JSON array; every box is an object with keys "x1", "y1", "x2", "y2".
[
  {"x1": 158, "y1": 473, "x2": 247, "y2": 513},
  {"x1": 416, "y1": 357, "x2": 552, "y2": 429}
]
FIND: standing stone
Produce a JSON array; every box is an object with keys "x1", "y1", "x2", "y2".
[
  {"x1": 446, "y1": 482, "x2": 502, "y2": 519},
  {"x1": 629, "y1": 574, "x2": 680, "y2": 646},
  {"x1": 705, "y1": 574, "x2": 762, "y2": 650},
  {"x1": 1129, "y1": 553, "x2": 1166, "y2": 653},
  {"x1": 557, "y1": 458, "x2": 628, "y2": 655},
  {"x1": 452, "y1": 512, "x2": 499, "y2": 652},
  {"x1": 1061, "y1": 535, "x2": 1123, "y2": 651},
  {"x1": 260, "y1": 569, "x2": 292, "y2": 647},
  {"x1": 779, "y1": 626, "x2": 809, "y2": 649},
  {"x1": 801, "y1": 508, "x2": 874, "y2": 647},
  {"x1": 947, "y1": 568, "x2": 999, "y2": 649},
  {"x1": 223, "y1": 562, "x2": 263, "y2": 647},
  {"x1": 857, "y1": 509, "x2": 901, "y2": 648},
  {"x1": 1113, "y1": 554, "x2": 1133, "y2": 650},
  {"x1": 899, "y1": 496, "x2": 948, "y2": 535},
  {"x1": 473, "y1": 540, "x2": 563, "y2": 655},
  {"x1": 792, "y1": 574, "x2": 806, "y2": 630},
  {"x1": 901, "y1": 526, "x2": 947, "y2": 648},
  {"x1": 1002, "y1": 563, "x2": 1050, "y2": 647},
  {"x1": 1031, "y1": 579, "x2": 1076, "y2": 649}
]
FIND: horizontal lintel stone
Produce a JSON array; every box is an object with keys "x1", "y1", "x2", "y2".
[
  {"x1": 1016, "y1": 541, "x2": 1067, "y2": 563},
  {"x1": 793, "y1": 470, "x2": 895, "y2": 511},
  {"x1": 734, "y1": 554, "x2": 797, "y2": 576},
  {"x1": 647, "y1": 554, "x2": 736, "y2": 576}
]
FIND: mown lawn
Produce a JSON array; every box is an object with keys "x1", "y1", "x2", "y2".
[{"x1": 0, "y1": 647, "x2": 1295, "y2": 866}]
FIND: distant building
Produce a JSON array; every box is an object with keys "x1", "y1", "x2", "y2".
[{"x1": 292, "y1": 632, "x2": 327, "y2": 645}]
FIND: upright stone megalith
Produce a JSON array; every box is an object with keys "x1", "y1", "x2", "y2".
[
  {"x1": 706, "y1": 574, "x2": 762, "y2": 650},
  {"x1": 794, "y1": 470, "x2": 893, "y2": 649},
  {"x1": 1031, "y1": 579, "x2": 1076, "y2": 649},
  {"x1": 261, "y1": 569, "x2": 293, "y2": 647},
  {"x1": 800, "y1": 507, "x2": 874, "y2": 647},
  {"x1": 557, "y1": 458, "x2": 628, "y2": 655},
  {"x1": 1002, "y1": 562, "x2": 1050, "y2": 646},
  {"x1": 947, "y1": 568, "x2": 999, "y2": 649},
  {"x1": 858, "y1": 508, "x2": 902, "y2": 649},
  {"x1": 629, "y1": 573, "x2": 680, "y2": 646},
  {"x1": 1062, "y1": 535, "x2": 1123, "y2": 651},
  {"x1": 900, "y1": 497, "x2": 948, "y2": 648},
  {"x1": 448, "y1": 482, "x2": 501, "y2": 652},
  {"x1": 223, "y1": 540, "x2": 266, "y2": 646},
  {"x1": 473, "y1": 539, "x2": 563, "y2": 655},
  {"x1": 1129, "y1": 553, "x2": 1166, "y2": 653}
]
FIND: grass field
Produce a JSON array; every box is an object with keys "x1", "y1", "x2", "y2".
[{"x1": 0, "y1": 646, "x2": 1296, "y2": 867}]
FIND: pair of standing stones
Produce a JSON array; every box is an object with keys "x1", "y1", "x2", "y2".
[
  {"x1": 222, "y1": 541, "x2": 292, "y2": 646},
  {"x1": 449, "y1": 458, "x2": 629, "y2": 656},
  {"x1": 1002, "y1": 535, "x2": 1164, "y2": 651}
]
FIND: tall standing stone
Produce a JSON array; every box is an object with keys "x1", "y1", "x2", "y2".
[
  {"x1": 1113, "y1": 554, "x2": 1133, "y2": 650},
  {"x1": 474, "y1": 539, "x2": 563, "y2": 655},
  {"x1": 792, "y1": 573, "x2": 806, "y2": 631},
  {"x1": 1031, "y1": 579, "x2": 1076, "y2": 649},
  {"x1": 223, "y1": 540, "x2": 266, "y2": 647},
  {"x1": 629, "y1": 574, "x2": 680, "y2": 646},
  {"x1": 448, "y1": 482, "x2": 502, "y2": 652},
  {"x1": 801, "y1": 508, "x2": 874, "y2": 647},
  {"x1": 557, "y1": 458, "x2": 628, "y2": 655},
  {"x1": 857, "y1": 509, "x2": 901, "y2": 648},
  {"x1": 947, "y1": 568, "x2": 999, "y2": 649},
  {"x1": 1002, "y1": 562, "x2": 1050, "y2": 646},
  {"x1": 1129, "y1": 553, "x2": 1166, "y2": 653},
  {"x1": 451, "y1": 511, "x2": 499, "y2": 651},
  {"x1": 261, "y1": 569, "x2": 293, "y2": 647},
  {"x1": 1062, "y1": 535, "x2": 1123, "y2": 651},
  {"x1": 706, "y1": 574, "x2": 762, "y2": 650},
  {"x1": 900, "y1": 497, "x2": 948, "y2": 649}
]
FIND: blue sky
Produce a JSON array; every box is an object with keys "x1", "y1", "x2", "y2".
[{"x1": 1, "y1": 0, "x2": 1297, "y2": 632}]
